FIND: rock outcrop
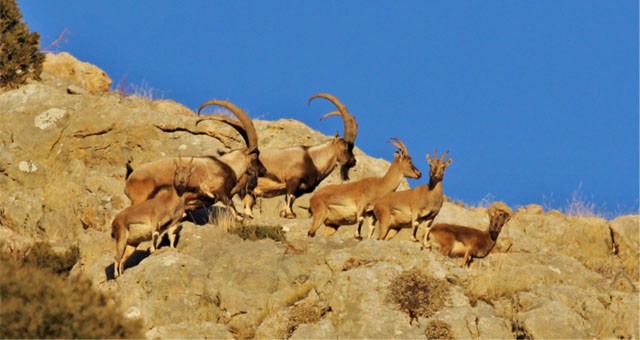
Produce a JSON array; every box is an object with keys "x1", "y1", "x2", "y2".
[{"x1": 1, "y1": 53, "x2": 638, "y2": 339}]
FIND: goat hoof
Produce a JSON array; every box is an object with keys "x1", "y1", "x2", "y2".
[
  {"x1": 280, "y1": 211, "x2": 297, "y2": 219},
  {"x1": 307, "y1": 231, "x2": 315, "y2": 238}
]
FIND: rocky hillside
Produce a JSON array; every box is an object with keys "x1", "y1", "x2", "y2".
[{"x1": 1, "y1": 53, "x2": 638, "y2": 339}]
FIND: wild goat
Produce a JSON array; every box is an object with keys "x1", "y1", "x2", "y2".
[
  {"x1": 371, "y1": 150, "x2": 452, "y2": 244},
  {"x1": 307, "y1": 138, "x2": 422, "y2": 238},
  {"x1": 240, "y1": 93, "x2": 358, "y2": 219},
  {"x1": 425, "y1": 202, "x2": 513, "y2": 267},
  {"x1": 112, "y1": 157, "x2": 201, "y2": 278},
  {"x1": 124, "y1": 99, "x2": 265, "y2": 220}
]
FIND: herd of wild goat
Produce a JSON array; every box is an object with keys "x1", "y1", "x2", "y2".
[{"x1": 111, "y1": 93, "x2": 513, "y2": 277}]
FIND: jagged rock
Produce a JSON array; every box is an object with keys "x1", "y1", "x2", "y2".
[
  {"x1": 42, "y1": 52, "x2": 112, "y2": 94},
  {"x1": 610, "y1": 214, "x2": 639, "y2": 280}
]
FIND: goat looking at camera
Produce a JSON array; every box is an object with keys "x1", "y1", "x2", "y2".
[
  {"x1": 371, "y1": 150, "x2": 452, "y2": 244},
  {"x1": 307, "y1": 138, "x2": 422, "y2": 239},
  {"x1": 425, "y1": 202, "x2": 513, "y2": 267},
  {"x1": 112, "y1": 157, "x2": 203, "y2": 278}
]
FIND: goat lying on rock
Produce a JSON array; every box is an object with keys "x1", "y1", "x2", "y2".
[
  {"x1": 307, "y1": 138, "x2": 422, "y2": 238},
  {"x1": 425, "y1": 202, "x2": 513, "y2": 267},
  {"x1": 112, "y1": 157, "x2": 203, "y2": 278},
  {"x1": 371, "y1": 150, "x2": 452, "y2": 244}
]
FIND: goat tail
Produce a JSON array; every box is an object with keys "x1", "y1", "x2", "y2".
[{"x1": 125, "y1": 158, "x2": 134, "y2": 179}]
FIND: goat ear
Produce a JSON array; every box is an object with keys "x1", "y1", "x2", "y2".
[
  {"x1": 426, "y1": 154, "x2": 432, "y2": 162},
  {"x1": 445, "y1": 158, "x2": 453, "y2": 166}
]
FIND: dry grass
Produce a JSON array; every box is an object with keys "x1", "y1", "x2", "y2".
[
  {"x1": 116, "y1": 75, "x2": 164, "y2": 100},
  {"x1": 563, "y1": 184, "x2": 603, "y2": 218},
  {"x1": 207, "y1": 206, "x2": 240, "y2": 232},
  {"x1": 464, "y1": 256, "x2": 532, "y2": 307}
]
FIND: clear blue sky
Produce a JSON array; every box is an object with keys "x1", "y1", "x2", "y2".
[{"x1": 20, "y1": 1, "x2": 638, "y2": 216}]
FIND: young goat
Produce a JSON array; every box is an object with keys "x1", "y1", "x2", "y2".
[
  {"x1": 371, "y1": 150, "x2": 452, "y2": 244},
  {"x1": 112, "y1": 157, "x2": 203, "y2": 278},
  {"x1": 307, "y1": 138, "x2": 422, "y2": 238},
  {"x1": 425, "y1": 202, "x2": 513, "y2": 267}
]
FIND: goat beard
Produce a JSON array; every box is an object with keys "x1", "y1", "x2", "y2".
[{"x1": 340, "y1": 164, "x2": 352, "y2": 181}]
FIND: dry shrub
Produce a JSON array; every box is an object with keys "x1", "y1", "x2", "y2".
[
  {"x1": 0, "y1": 255, "x2": 142, "y2": 338},
  {"x1": 286, "y1": 304, "x2": 329, "y2": 338},
  {"x1": 425, "y1": 319, "x2": 455, "y2": 340},
  {"x1": 227, "y1": 320, "x2": 256, "y2": 340},
  {"x1": 387, "y1": 268, "x2": 450, "y2": 324},
  {"x1": 230, "y1": 224, "x2": 286, "y2": 242},
  {"x1": 23, "y1": 242, "x2": 79, "y2": 275}
]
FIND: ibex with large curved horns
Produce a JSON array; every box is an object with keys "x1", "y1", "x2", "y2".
[
  {"x1": 240, "y1": 93, "x2": 359, "y2": 219},
  {"x1": 307, "y1": 138, "x2": 422, "y2": 238},
  {"x1": 124, "y1": 99, "x2": 265, "y2": 220}
]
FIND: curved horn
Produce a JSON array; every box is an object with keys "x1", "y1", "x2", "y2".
[
  {"x1": 197, "y1": 99, "x2": 258, "y2": 152},
  {"x1": 389, "y1": 137, "x2": 408, "y2": 157},
  {"x1": 195, "y1": 115, "x2": 248, "y2": 145},
  {"x1": 319, "y1": 110, "x2": 341, "y2": 121},
  {"x1": 308, "y1": 93, "x2": 358, "y2": 144}
]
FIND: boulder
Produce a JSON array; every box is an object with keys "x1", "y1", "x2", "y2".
[{"x1": 42, "y1": 52, "x2": 112, "y2": 94}]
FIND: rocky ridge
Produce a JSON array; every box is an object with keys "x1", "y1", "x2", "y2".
[{"x1": 0, "y1": 53, "x2": 638, "y2": 339}]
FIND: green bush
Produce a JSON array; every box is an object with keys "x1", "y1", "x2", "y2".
[
  {"x1": 0, "y1": 0, "x2": 45, "y2": 88},
  {"x1": 0, "y1": 255, "x2": 143, "y2": 338},
  {"x1": 230, "y1": 224, "x2": 286, "y2": 242},
  {"x1": 387, "y1": 268, "x2": 450, "y2": 325},
  {"x1": 23, "y1": 242, "x2": 80, "y2": 275}
]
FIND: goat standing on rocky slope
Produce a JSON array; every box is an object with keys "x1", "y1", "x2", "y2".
[
  {"x1": 124, "y1": 99, "x2": 265, "y2": 220},
  {"x1": 112, "y1": 157, "x2": 201, "y2": 278},
  {"x1": 307, "y1": 138, "x2": 422, "y2": 238},
  {"x1": 240, "y1": 93, "x2": 359, "y2": 219},
  {"x1": 371, "y1": 150, "x2": 452, "y2": 244},
  {"x1": 426, "y1": 202, "x2": 513, "y2": 267}
]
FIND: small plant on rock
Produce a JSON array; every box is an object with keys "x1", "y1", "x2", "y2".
[
  {"x1": 425, "y1": 319, "x2": 455, "y2": 339},
  {"x1": 23, "y1": 242, "x2": 80, "y2": 275},
  {"x1": 387, "y1": 268, "x2": 450, "y2": 325},
  {"x1": 230, "y1": 224, "x2": 286, "y2": 242},
  {"x1": 286, "y1": 304, "x2": 329, "y2": 338}
]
